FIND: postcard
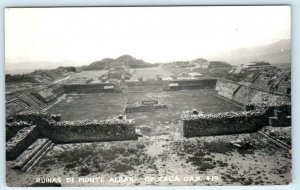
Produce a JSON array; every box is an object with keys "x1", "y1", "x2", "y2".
[{"x1": 5, "y1": 6, "x2": 291, "y2": 187}]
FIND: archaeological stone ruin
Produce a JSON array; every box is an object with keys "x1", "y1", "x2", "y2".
[{"x1": 5, "y1": 56, "x2": 292, "y2": 187}]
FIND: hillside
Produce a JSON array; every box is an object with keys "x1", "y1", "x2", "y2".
[
  {"x1": 82, "y1": 55, "x2": 157, "y2": 70},
  {"x1": 208, "y1": 39, "x2": 291, "y2": 66}
]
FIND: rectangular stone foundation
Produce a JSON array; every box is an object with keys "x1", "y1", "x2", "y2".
[
  {"x1": 6, "y1": 112, "x2": 139, "y2": 162},
  {"x1": 125, "y1": 104, "x2": 168, "y2": 113}
]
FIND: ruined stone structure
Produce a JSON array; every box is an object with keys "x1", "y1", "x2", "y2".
[
  {"x1": 108, "y1": 66, "x2": 131, "y2": 80},
  {"x1": 6, "y1": 94, "x2": 47, "y2": 117},
  {"x1": 6, "y1": 98, "x2": 30, "y2": 117},
  {"x1": 269, "y1": 110, "x2": 292, "y2": 127},
  {"x1": 215, "y1": 79, "x2": 241, "y2": 99},
  {"x1": 6, "y1": 125, "x2": 40, "y2": 160},
  {"x1": 168, "y1": 78, "x2": 217, "y2": 90},
  {"x1": 181, "y1": 110, "x2": 268, "y2": 137},
  {"x1": 6, "y1": 111, "x2": 138, "y2": 162},
  {"x1": 44, "y1": 119, "x2": 137, "y2": 143},
  {"x1": 125, "y1": 99, "x2": 168, "y2": 113},
  {"x1": 6, "y1": 121, "x2": 31, "y2": 141},
  {"x1": 32, "y1": 84, "x2": 65, "y2": 104},
  {"x1": 6, "y1": 78, "x2": 218, "y2": 118},
  {"x1": 5, "y1": 74, "x2": 291, "y2": 173},
  {"x1": 215, "y1": 78, "x2": 291, "y2": 108},
  {"x1": 192, "y1": 61, "x2": 232, "y2": 76},
  {"x1": 181, "y1": 77, "x2": 291, "y2": 138},
  {"x1": 64, "y1": 83, "x2": 116, "y2": 93},
  {"x1": 246, "y1": 101, "x2": 291, "y2": 127}
]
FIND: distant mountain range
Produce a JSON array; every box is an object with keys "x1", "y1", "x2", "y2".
[
  {"x1": 80, "y1": 55, "x2": 157, "y2": 70},
  {"x1": 208, "y1": 39, "x2": 291, "y2": 65},
  {"x1": 5, "y1": 60, "x2": 79, "y2": 74},
  {"x1": 6, "y1": 39, "x2": 291, "y2": 74}
]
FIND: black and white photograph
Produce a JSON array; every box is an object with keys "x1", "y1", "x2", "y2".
[{"x1": 5, "y1": 6, "x2": 292, "y2": 186}]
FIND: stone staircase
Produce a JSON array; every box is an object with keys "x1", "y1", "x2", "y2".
[
  {"x1": 6, "y1": 98, "x2": 29, "y2": 117},
  {"x1": 27, "y1": 93, "x2": 48, "y2": 109},
  {"x1": 18, "y1": 94, "x2": 39, "y2": 111},
  {"x1": 18, "y1": 94, "x2": 47, "y2": 111},
  {"x1": 11, "y1": 138, "x2": 54, "y2": 172}
]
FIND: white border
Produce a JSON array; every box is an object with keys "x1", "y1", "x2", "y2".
[{"x1": 0, "y1": 1, "x2": 299, "y2": 190}]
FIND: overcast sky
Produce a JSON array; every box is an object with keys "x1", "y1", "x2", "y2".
[{"x1": 5, "y1": 6, "x2": 291, "y2": 66}]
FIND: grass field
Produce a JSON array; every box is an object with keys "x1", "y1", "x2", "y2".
[
  {"x1": 48, "y1": 89, "x2": 242, "y2": 123},
  {"x1": 48, "y1": 93, "x2": 127, "y2": 120}
]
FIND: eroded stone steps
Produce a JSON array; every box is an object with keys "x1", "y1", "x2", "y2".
[
  {"x1": 18, "y1": 94, "x2": 45, "y2": 110},
  {"x1": 12, "y1": 138, "x2": 50, "y2": 169},
  {"x1": 27, "y1": 93, "x2": 48, "y2": 108},
  {"x1": 6, "y1": 98, "x2": 29, "y2": 117},
  {"x1": 11, "y1": 138, "x2": 54, "y2": 172},
  {"x1": 18, "y1": 94, "x2": 40, "y2": 109},
  {"x1": 23, "y1": 143, "x2": 54, "y2": 172}
]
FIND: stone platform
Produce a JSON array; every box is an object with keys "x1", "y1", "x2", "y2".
[{"x1": 125, "y1": 99, "x2": 168, "y2": 113}]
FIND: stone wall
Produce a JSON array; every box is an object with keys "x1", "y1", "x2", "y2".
[
  {"x1": 246, "y1": 100, "x2": 291, "y2": 117},
  {"x1": 6, "y1": 121, "x2": 31, "y2": 141},
  {"x1": 6, "y1": 112, "x2": 138, "y2": 160},
  {"x1": 42, "y1": 119, "x2": 137, "y2": 143},
  {"x1": 181, "y1": 110, "x2": 268, "y2": 137},
  {"x1": 8, "y1": 111, "x2": 137, "y2": 143},
  {"x1": 12, "y1": 111, "x2": 54, "y2": 127},
  {"x1": 168, "y1": 78, "x2": 217, "y2": 90},
  {"x1": 126, "y1": 80, "x2": 166, "y2": 86},
  {"x1": 64, "y1": 83, "x2": 116, "y2": 93}
]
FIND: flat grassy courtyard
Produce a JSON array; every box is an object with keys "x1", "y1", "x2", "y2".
[{"x1": 47, "y1": 89, "x2": 242, "y2": 123}]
